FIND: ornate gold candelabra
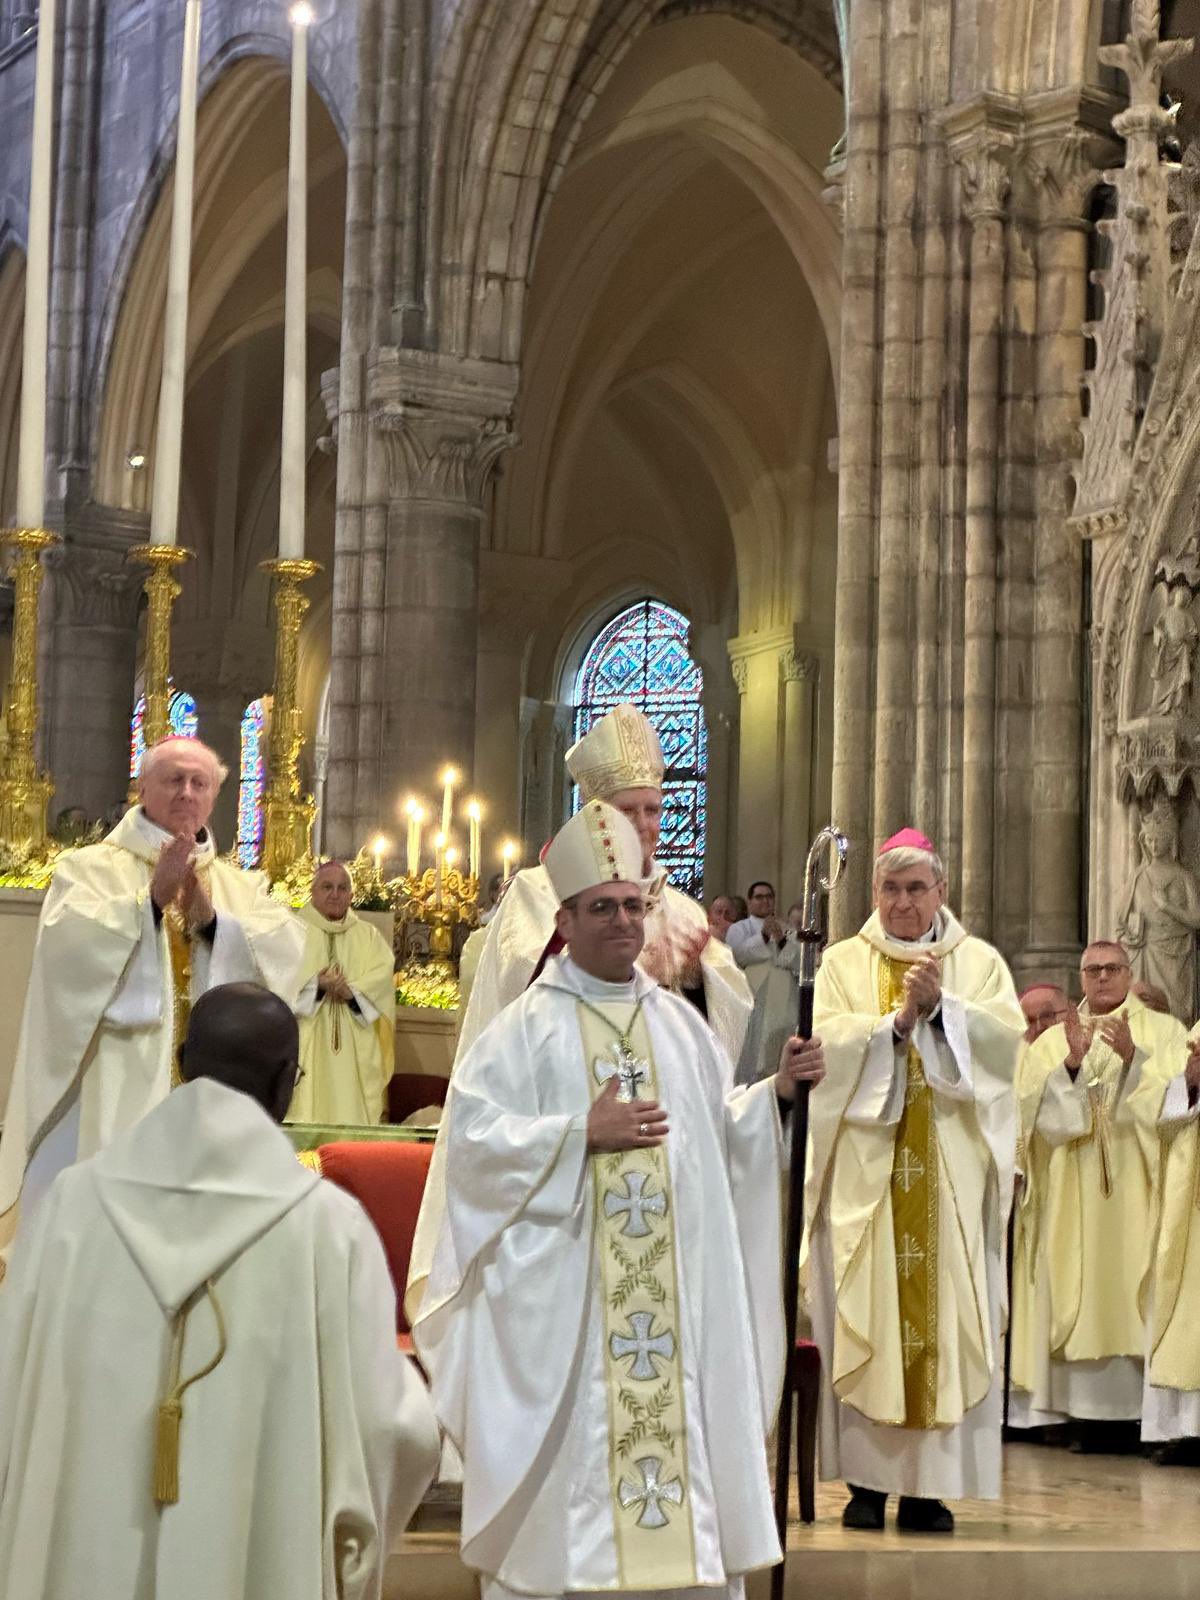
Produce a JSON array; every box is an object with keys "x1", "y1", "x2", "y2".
[
  {"x1": 395, "y1": 862, "x2": 480, "y2": 1005},
  {"x1": 0, "y1": 527, "x2": 60, "y2": 856},
  {"x1": 259, "y1": 557, "x2": 321, "y2": 883},
  {"x1": 127, "y1": 544, "x2": 194, "y2": 795}
]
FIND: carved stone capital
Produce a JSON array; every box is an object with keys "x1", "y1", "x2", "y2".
[
  {"x1": 1027, "y1": 128, "x2": 1108, "y2": 229},
  {"x1": 955, "y1": 140, "x2": 1013, "y2": 226},
  {"x1": 730, "y1": 657, "x2": 749, "y2": 696},
  {"x1": 779, "y1": 647, "x2": 818, "y2": 685},
  {"x1": 368, "y1": 349, "x2": 519, "y2": 505},
  {"x1": 45, "y1": 542, "x2": 143, "y2": 631}
]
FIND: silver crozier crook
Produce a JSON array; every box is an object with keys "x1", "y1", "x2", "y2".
[{"x1": 770, "y1": 823, "x2": 848, "y2": 1597}]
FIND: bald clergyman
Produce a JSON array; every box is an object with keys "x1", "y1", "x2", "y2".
[{"x1": 0, "y1": 737, "x2": 305, "y2": 1261}]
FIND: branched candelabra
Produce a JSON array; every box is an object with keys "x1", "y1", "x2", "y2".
[
  {"x1": 259, "y1": 557, "x2": 321, "y2": 883},
  {"x1": 0, "y1": 527, "x2": 59, "y2": 857}
]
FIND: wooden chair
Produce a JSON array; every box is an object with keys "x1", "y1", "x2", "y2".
[
  {"x1": 386, "y1": 1071, "x2": 450, "y2": 1125},
  {"x1": 791, "y1": 1337, "x2": 821, "y2": 1524}
]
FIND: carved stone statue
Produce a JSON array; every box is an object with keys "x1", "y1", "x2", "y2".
[
  {"x1": 1119, "y1": 794, "x2": 1200, "y2": 1020},
  {"x1": 1150, "y1": 583, "x2": 1199, "y2": 716}
]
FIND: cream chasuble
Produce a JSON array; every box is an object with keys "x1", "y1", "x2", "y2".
[
  {"x1": 1009, "y1": 996, "x2": 1184, "y2": 1429},
  {"x1": 412, "y1": 955, "x2": 785, "y2": 1598},
  {"x1": 289, "y1": 906, "x2": 395, "y2": 1125},
  {"x1": 0, "y1": 807, "x2": 306, "y2": 1263},
  {"x1": 808, "y1": 909, "x2": 1022, "y2": 1500},
  {"x1": 1137, "y1": 1021, "x2": 1200, "y2": 1441},
  {"x1": 454, "y1": 864, "x2": 752, "y2": 1066}
]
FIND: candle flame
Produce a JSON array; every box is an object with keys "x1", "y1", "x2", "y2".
[
  {"x1": 434, "y1": 831, "x2": 447, "y2": 849},
  {"x1": 371, "y1": 834, "x2": 389, "y2": 855},
  {"x1": 501, "y1": 840, "x2": 517, "y2": 861},
  {"x1": 440, "y1": 765, "x2": 459, "y2": 787},
  {"x1": 402, "y1": 796, "x2": 416, "y2": 817},
  {"x1": 289, "y1": 2, "x2": 315, "y2": 27},
  {"x1": 445, "y1": 847, "x2": 459, "y2": 866},
  {"x1": 412, "y1": 804, "x2": 426, "y2": 823},
  {"x1": 466, "y1": 799, "x2": 482, "y2": 821}
]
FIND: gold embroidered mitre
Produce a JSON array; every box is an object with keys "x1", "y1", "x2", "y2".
[{"x1": 566, "y1": 703, "x2": 665, "y2": 802}]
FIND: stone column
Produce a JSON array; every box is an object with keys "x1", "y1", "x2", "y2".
[
  {"x1": 361, "y1": 348, "x2": 517, "y2": 838},
  {"x1": 520, "y1": 698, "x2": 573, "y2": 862},
  {"x1": 829, "y1": 0, "x2": 885, "y2": 934},
  {"x1": 691, "y1": 622, "x2": 738, "y2": 901},
  {"x1": 780, "y1": 647, "x2": 818, "y2": 895},
  {"x1": 1016, "y1": 130, "x2": 1102, "y2": 985},
  {"x1": 41, "y1": 515, "x2": 144, "y2": 821},
  {"x1": 728, "y1": 630, "x2": 791, "y2": 891},
  {"x1": 953, "y1": 137, "x2": 1011, "y2": 939}
]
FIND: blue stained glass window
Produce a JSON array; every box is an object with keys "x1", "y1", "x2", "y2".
[
  {"x1": 236, "y1": 698, "x2": 268, "y2": 869},
  {"x1": 572, "y1": 600, "x2": 707, "y2": 898},
  {"x1": 129, "y1": 683, "x2": 199, "y2": 779}
]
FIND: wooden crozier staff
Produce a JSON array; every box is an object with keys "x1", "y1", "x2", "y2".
[{"x1": 771, "y1": 823, "x2": 848, "y2": 1597}]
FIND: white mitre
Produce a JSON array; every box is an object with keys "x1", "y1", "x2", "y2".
[
  {"x1": 566, "y1": 703, "x2": 665, "y2": 801},
  {"x1": 544, "y1": 800, "x2": 644, "y2": 902}
]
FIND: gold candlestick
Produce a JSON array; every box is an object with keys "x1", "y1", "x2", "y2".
[
  {"x1": 127, "y1": 542, "x2": 194, "y2": 749},
  {"x1": 259, "y1": 557, "x2": 321, "y2": 882},
  {"x1": 0, "y1": 527, "x2": 60, "y2": 856}
]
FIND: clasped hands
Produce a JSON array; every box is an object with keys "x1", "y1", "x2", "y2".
[
  {"x1": 1064, "y1": 1003, "x2": 1135, "y2": 1071},
  {"x1": 317, "y1": 964, "x2": 355, "y2": 1004},
  {"x1": 585, "y1": 1033, "x2": 826, "y2": 1152},
  {"x1": 894, "y1": 954, "x2": 941, "y2": 1040},
  {"x1": 150, "y1": 832, "x2": 213, "y2": 929},
  {"x1": 639, "y1": 925, "x2": 710, "y2": 992}
]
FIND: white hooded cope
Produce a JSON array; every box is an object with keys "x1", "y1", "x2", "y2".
[{"x1": 0, "y1": 1078, "x2": 439, "y2": 1600}]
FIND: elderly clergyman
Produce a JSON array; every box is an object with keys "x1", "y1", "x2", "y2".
[
  {"x1": 412, "y1": 800, "x2": 824, "y2": 1600},
  {"x1": 0, "y1": 737, "x2": 305, "y2": 1259},
  {"x1": 809, "y1": 827, "x2": 1023, "y2": 1533}
]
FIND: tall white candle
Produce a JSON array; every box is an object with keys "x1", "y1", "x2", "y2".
[
  {"x1": 466, "y1": 800, "x2": 482, "y2": 880},
  {"x1": 440, "y1": 767, "x2": 457, "y2": 836},
  {"x1": 278, "y1": 4, "x2": 311, "y2": 559},
  {"x1": 149, "y1": 0, "x2": 203, "y2": 547},
  {"x1": 15, "y1": 0, "x2": 58, "y2": 530}
]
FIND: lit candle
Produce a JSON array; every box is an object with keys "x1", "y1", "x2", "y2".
[
  {"x1": 404, "y1": 798, "x2": 422, "y2": 878},
  {"x1": 502, "y1": 840, "x2": 517, "y2": 883},
  {"x1": 278, "y1": 2, "x2": 311, "y2": 559},
  {"x1": 371, "y1": 834, "x2": 388, "y2": 876},
  {"x1": 149, "y1": 0, "x2": 203, "y2": 546},
  {"x1": 466, "y1": 800, "x2": 482, "y2": 880},
  {"x1": 15, "y1": 0, "x2": 57, "y2": 530},
  {"x1": 434, "y1": 831, "x2": 446, "y2": 908},
  {"x1": 440, "y1": 766, "x2": 457, "y2": 835}
]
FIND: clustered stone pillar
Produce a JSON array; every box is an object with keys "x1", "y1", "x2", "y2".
[
  {"x1": 780, "y1": 647, "x2": 817, "y2": 891},
  {"x1": 954, "y1": 137, "x2": 1011, "y2": 937}
]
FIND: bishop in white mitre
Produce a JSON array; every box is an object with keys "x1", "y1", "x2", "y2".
[
  {"x1": 1140, "y1": 1022, "x2": 1200, "y2": 1447},
  {"x1": 0, "y1": 737, "x2": 305, "y2": 1260},
  {"x1": 456, "y1": 702, "x2": 751, "y2": 1063},
  {"x1": 1010, "y1": 942, "x2": 1185, "y2": 1439},
  {"x1": 809, "y1": 828, "x2": 1022, "y2": 1533},
  {"x1": 412, "y1": 800, "x2": 825, "y2": 1600}
]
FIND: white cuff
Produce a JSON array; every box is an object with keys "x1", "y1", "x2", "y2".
[
  {"x1": 294, "y1": 975, "x2": 321, "y2": 1018},
  {"x1": 1159, "y1": 1073, "x2": 1200, "y2": 1128},
  {"x1": 348, "y1": 985, "x2": 381, "y2": 1026},
  {"x1": 845, "y1": 1018, "x2": 907, "y2": 1126},
  {"x1": 103, "y1": 895, "x2": 165, "y2": 1029}
]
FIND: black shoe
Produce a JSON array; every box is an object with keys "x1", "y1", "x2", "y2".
[
  {"x1": 896, "y1": 1496, "x2": 954, "y2": 1533},
  {"x1": 842, "y1": 1487, "x2": 887, "y2": 1529}
]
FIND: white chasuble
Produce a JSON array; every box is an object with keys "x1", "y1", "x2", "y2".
[
  {"x1": 808, "y1": 910, "x2": 1022, "y2": 1500},
  {"x1": 412, "y1": 955, "x2": 784, "y2": 1597},
  {"x1": 1009, "y1": 996, "x2": 1184, "y2": 1428},
  {"x1": 0, "y1": 1079, "x2": 440, "y2": 1600},
  {"x1": 0, "y1": 807, "x2": 306, "y2": 1261},
  {"x1": 453, "y1": 864, "x2": 752, "y2": 1067},
  {"x1": 289, "y1": 906, "x2": 396, "y2": 1125}
]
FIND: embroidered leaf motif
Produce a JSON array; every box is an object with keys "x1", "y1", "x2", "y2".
[
  {"x1": 608, "y1": 1234, "x2": 671, "y2": 1309},
  {"x1": 615, "y1": 1381, "x2": 674, "y2": 1458}
]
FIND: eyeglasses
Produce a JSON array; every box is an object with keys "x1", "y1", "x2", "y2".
[
  {"x1": 877, "y1": 880, "x2": 940, "y2": 900},
  {"x1": 1080, "y1": 962, "x2": 1129, "y2": 980},
  {"x1": 581, "y1": 896, "x2": 647, "y2": 922},
  {"x1": 1029, "y1": 1007, "x2": 1069, "y2": 1026}
]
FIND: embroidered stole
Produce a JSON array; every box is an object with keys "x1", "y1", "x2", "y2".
[
  {"x1": 880, "y1": 955, "x2": 939, "y2": 1430},
  {"x1": 578, "y1": 999, "x2": 697, "y2": 1590}
]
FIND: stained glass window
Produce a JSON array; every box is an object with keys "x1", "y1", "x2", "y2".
[
  {"x1": 236, "y1": 697, "x2": 268, "y2": 869},
  {"x1": 129, "y1": 683, "x2": 199, "y2": 778},
  {"x1": 572, "y1": 599, "x2": 707, "y2": 898}
]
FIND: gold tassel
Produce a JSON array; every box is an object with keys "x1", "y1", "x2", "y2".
[
  {"x1": 1088, "y1": 1080, "x2": 1114, "y2": 1199},
  {"x1": 153, "y1": 1398, "x2": 183, "y2": 1506}
]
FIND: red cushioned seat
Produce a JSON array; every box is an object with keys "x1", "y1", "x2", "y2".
[
  {"x1": 317, "y1": 1140, "x2": 434, "y2": 1335},
  {"x1": 386, "y1": 1072, "x2": 450, "y2": 1125}
]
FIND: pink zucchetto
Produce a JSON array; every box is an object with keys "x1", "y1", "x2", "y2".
[{"x1": 878, "y1": 827, "x2": 935, "y2": 856}]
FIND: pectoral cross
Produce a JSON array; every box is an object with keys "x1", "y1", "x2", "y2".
[
  {"x1": 617, "y1": 1456, "x2": 685, "y2": 1529},
  {"x1": 610, "y1": 1311, "x2": 677, "y2": 1381},
  {"x1": 594, "y1": 1040, "x2": 649, "y2": 1102}
]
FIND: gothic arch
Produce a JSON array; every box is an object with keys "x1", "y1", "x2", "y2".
[{"x1": 429, "y1": 0, "x2": 841, "y2": 362}]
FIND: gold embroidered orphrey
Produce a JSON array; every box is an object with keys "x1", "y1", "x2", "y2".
[
  {"x1": 879, "y1": 955, "x2": 939, "y2": 1430},
  {"x1": 578, "y1": 998, "x2": 697, "y2": 1590}
]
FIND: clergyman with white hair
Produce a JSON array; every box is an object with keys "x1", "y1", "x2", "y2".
[
  {"x1": 0, "y1": 736, "x2": 305, "y2": 1264},
  {"x1": 807, "y1": 828, "x2": 1023, "y2": 1535}
]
